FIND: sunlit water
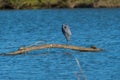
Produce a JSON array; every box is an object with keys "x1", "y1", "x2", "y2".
[{"x1": 0, "y1": 8, "x2": 120, "y2": 80}]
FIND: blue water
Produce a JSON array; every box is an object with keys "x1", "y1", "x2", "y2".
[{"x1": 0, "y1": 8, "x2": 120, "y2": 80}]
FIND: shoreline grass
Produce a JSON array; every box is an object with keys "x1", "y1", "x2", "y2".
[{"x1": 0, "y1": 0, "x2": 120, "y2": 10}]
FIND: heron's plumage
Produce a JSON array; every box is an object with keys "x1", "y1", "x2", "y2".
[{"x1": 62, "y1": 24, "x2": 72, "y2": 41}]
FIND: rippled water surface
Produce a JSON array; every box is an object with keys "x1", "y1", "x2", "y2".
[{"x1": 0, "y1": 8, "x2": 120, "y2": 80}]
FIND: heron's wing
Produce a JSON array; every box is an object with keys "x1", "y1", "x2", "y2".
[
  {"x1": 65, "y1": 26, "x2": 72, "y2": 35},
  {"x1": 65, "y1": 33, "x2": 70, "y2": 41}
]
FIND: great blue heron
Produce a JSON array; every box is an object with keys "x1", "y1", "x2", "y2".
[{"x1": 62, "y1": 24, "x2": 72, "y2": 45}]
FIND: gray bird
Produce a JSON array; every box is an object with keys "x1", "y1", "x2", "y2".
[{"x1": 62, "y1": 24, "x2": 72, "y2": 45}]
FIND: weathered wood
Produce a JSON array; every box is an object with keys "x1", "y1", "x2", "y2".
[{"x1": 8, "y1": 44, "x2": 102, "y2": 55}]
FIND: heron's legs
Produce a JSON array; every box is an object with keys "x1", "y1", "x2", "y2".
[{"x1": 66, "y1": 41, "x2": 69, "y2": 46}]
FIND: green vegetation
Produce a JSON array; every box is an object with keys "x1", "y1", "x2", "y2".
[{"x1": 0, "y1": 0, "x2": 120, "y2": 9}]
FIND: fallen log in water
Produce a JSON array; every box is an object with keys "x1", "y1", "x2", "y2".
[{"x1": 7, "y1": 44, "x2": 102, "y2": 55}]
